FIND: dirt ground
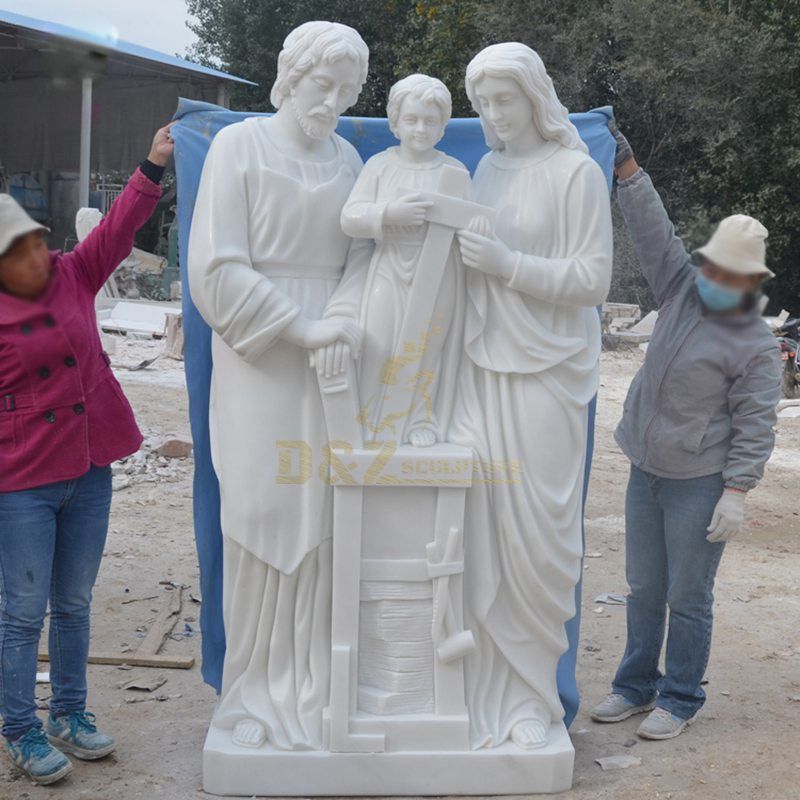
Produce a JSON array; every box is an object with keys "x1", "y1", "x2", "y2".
[{"x1": 2, "y1": 341, "x2": 798, "y2": 800}]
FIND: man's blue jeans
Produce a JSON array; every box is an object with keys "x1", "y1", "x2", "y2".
[
  {"x1": 0, "y1": 466, "x2": 112, "y2": 742},
  {"x1": 612, "y1": 465, "x2": 726, "y2": 721}
]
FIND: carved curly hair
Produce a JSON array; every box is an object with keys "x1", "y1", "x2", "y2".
[
  {"x1": 386, "y1": 74, "x2": 452, "y2": 139},
  {"x1": 270, "y1": 21, "x2": 369, "y2": 111}
]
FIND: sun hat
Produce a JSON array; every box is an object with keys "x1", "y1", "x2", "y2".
[
  {"x1": 0, "y1": 194, "x2": 49, "y2": 256},
  {"x1": 694, "y1": 214, "x2": 773, "y2": 278}
]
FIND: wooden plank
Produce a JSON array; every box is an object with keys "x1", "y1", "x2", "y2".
[
  {"x1": 38, "y1": 651, "x2": 195, "y2": 669},
  {"x1": 136, "y1": 586, "x2": 183, "y2": 657},
  {"x1": 164, "y1": 312, "x2": 185, "y2": 360},
  {"x1": 38, "y1": 588, "x2": 194, "y2": 670}
]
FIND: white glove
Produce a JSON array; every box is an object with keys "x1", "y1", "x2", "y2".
[{"x1": 706, "y1": 490, "x2": 746, "y2": 543}]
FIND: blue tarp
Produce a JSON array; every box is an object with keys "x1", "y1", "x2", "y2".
[{"x1": 172, "y1": 98, "x2": 615, "y2": 727}]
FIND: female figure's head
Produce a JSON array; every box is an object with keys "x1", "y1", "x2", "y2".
[
  {"x1": 0, "y1": 195, "x2": 50, "y2": 299},
  {"x1": 270, "y1": 21, "x2": 369, "y2": 139},
  {"x1": 387, "y1": 74, "x2": 452, "y2": 156},
  {"x1": 465, "y1": 43, "x2": 586, "y2": 154}
]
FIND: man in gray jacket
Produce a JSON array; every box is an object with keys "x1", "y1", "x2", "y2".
[{"x1": 591, "y1": 122, "x2": 781, "y2": 740}]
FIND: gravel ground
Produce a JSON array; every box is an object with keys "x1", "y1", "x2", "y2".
[{"x1": 2, "y1": 341, "x2": 798, "y2": 800}]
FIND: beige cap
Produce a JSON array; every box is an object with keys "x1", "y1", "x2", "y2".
[
  {"x1": 0, "y1": 194, "x2": 49, "y2": 257},
  {"x1": 694, "y1": 214, "x2": 773, "y2": 278}
]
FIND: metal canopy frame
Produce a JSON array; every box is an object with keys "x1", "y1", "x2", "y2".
[{"x1": 0, "y1": 9, "x2": 255, "y2": 205}]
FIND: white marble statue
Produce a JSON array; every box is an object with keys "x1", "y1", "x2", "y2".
[
  {"x1": 187, "y1": 20, "x2": 371, "y2": 751},
  {"x1": 191, "y1": 26, "x2": 611, "y2": 796},
  {"x1": 450, "y1": 42, "x2": 613, "y2": 750},
  {"x1": 341, "y1": 74, "x2": 467, "y2": 446}
]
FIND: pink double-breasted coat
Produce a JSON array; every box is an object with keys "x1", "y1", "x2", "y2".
[{"x1": 0, "y1": 168, "x2": 162, "y2": 492}]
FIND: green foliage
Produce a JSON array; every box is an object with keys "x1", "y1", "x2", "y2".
[
  {"x1": 394, "y1": 2, "x2": 482, "y2": 114},
  {"x1": 186, "y1": 0, "x2": 414, "y2": 115},
  {"x1": 186, "y1": 0, "x2": 800, "y2": 313}
]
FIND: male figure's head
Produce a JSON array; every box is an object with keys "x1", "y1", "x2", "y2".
[{"x1": 271, "y1": 21, "x2": 369, "y2": 140}]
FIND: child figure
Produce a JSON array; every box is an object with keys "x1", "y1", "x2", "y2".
[{"x1": 342, "y1": 74, "x2": 467, "y2": 446}]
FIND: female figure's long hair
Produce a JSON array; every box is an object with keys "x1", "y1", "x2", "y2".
[{"x1": 465, "y1": 43, "x2": 587, "y2": 154}]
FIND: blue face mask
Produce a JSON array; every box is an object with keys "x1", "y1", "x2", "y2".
[{"x1": 695, "y1": 273, "x2": 744, "y2": 312}]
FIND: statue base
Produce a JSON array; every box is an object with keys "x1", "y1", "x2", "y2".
[{"x1": 202, "y1": 722, "x2": 574, "y2": 795}]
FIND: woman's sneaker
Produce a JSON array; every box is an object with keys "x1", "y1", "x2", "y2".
[
  {"x1": 636, "y1": 707, "x2": 696, "y2": 740},
  {"x1": 7, "y1": 726, "x2": 73, "y2": 785},
  {"x1": 590, "y1": 693, "x2": 656, "y2": 723},
  {"x1": 46, "y1": 711, "x2": 115, "y2": 760}
]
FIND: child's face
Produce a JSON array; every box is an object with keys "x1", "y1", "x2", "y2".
[{"x1": 395, "y1": 96, "x2": 445, "y2": 153}]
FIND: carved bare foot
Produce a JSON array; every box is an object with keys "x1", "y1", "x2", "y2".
[
  {"x1": 232, "y1": 718, "x2": 267, "y2": 748},
  {"x1": 511, "y1": 718, "x2": 549, "y2": 750},
  {"x1": 408, "y1": 426, "x2": 437, "y2": 447}
]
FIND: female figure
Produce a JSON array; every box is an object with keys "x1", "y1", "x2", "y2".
[
  {"x1": 451, "y1": 43, "x2": 612, "y2": 749},
  {"x1": 341, "y1": 74, "x2": 467, "y2": 445},
  {"x1": 0, "y1": 126, "x2": 173, "y2": 784}
]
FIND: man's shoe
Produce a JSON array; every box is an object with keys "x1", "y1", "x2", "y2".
[
  {"x1": 7, "y1": 726, "x2": 73, "y2": 785},
  {"x1": 636, "y1": 707, "x2": 696, "y2": 740},
  {"x1": 46, "y1": 711, "x2": 115, "y2": 760},
  {"x1": 590, "y1": 692, "x2": 656, "y2": 723}
]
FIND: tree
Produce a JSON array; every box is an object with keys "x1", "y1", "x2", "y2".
[
  {"x1": 186, "y1": 0, "x2": 415, "y2": 115},
  {"x1": 479, "y1": 0, "x2": 800, "y2": 312},
  {"x1": 186, "y1": 0, "x2": 800, "y2": 313},
  {"x1": 394, "y1": 1, "x2": 483, "y2": 115}
]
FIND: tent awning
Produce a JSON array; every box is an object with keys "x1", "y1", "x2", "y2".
[{"x1": 0, "y1": 9, "x2": 255, "y2": 85}]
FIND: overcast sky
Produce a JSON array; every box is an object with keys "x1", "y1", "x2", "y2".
[{"x1": 1, "y1": 0, "x2": 198, "y2": 58}]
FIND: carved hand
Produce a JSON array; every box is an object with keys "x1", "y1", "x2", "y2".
[
  {"x1": 314, "y1": 341, "x2": 355, "y2": 378},
  {"x1": 384, "y1": 193, "x2": 434, "y2": 227},
  {"x1": 457, "y1": 219, "x2": 515, "y2": 281},
  {"x1": 283, "y1": 315, "x2": 362, "y2": 353}
]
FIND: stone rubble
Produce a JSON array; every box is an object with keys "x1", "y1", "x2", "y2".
[{"x1": 112, "y1": 426, "x2": 193, "y2": 491}]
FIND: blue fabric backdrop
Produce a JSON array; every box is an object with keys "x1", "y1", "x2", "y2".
[{"x1": 172, "y1": 98, "x2": 615, "y2": 727}]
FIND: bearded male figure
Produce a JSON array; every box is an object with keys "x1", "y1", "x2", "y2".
[{"x1": 188, "y1": 21, "x2": 371, "y2": 751}]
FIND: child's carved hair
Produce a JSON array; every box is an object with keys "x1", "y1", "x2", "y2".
[{"x1": 387, "y1": 74, "x2": 452, "y2": 139}]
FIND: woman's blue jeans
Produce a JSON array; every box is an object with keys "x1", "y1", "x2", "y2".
[
  {"x1": 0, "y1": 466, "x2": 112, "y2": 742},
  {"x1": 612, "y1": 465, "x2": 726, "y2": 721}
]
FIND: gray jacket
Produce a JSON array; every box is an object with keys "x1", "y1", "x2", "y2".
[{"x1": 614, "y1": 169, "x2": 781, "y2": 491}]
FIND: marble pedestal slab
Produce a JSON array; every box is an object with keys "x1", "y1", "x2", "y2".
[{"x1": 203, "y1": 721, "x2": 574, "y2": 796}]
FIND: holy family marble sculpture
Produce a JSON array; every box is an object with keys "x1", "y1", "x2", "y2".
[{"x1": 187, "y1": 19, "x2": 612, "y2": 796}]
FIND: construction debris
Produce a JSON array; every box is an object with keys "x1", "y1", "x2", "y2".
[
  {"x1": 164, "y1": 312, "x2": 185, "y2": 360},
  {"x1": 120, "y1": 674, "x2": 168, "y2": 693},
  {"x1": 602, "y1": 302, "x2": 658, "y2": 349},
  {"x1": 125, "y1": 693, "x2": 182, "y2": 704},
  {"x1": 39, "y1": 585, "x2": 194, "y2": 671},
  {"x1": 98, "y1": 300, "x2": 180, "y2": 338},
  {"x1": 630, "y1": 310, "x2": 658, "y2": 336},
  {"x1": 595, "y1": 755, "x2": 642, "y2": 771},
  {"x1": 153, "y1": 432, "x2": 193, "y2": 460},
  {"x1": 594, "y1": 593, "x2": 627, "y2": 605},
  {"x1": 111, "y1": 429, "x2": 193, "y2": 491}
]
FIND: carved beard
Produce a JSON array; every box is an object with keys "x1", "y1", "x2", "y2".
[{"x1": 290, "y1": 91, "x2": 337, "y2": 140}]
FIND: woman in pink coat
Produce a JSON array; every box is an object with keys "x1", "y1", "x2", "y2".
[{"x1": 0, "y1": 124, "x2": 173, "y2": 785}]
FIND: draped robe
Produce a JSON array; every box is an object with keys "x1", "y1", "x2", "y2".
[
  {"x1": 449, "y1": 142, "x2": 612, "y2": 748},
  {"x1": 187, "y1": 117, "x2": 370, "y2": 749},
  {"x1": 341, "y1": 147, "x2": 466, "y2": 442}
]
